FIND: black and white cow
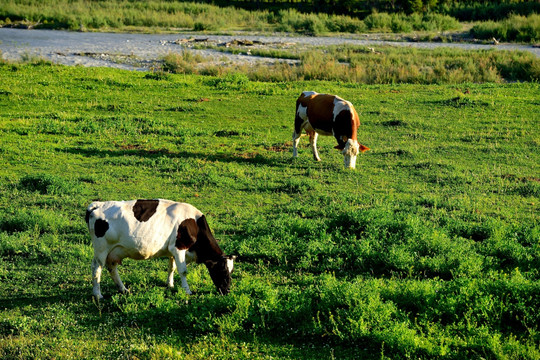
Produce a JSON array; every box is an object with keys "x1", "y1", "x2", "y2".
[{"x1": 86, "y1": 199, "x2": 235, "y2": 299}]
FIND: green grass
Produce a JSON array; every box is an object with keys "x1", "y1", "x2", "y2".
[{"x1": 0, "y1": 63, "x2": 539, "y2": 359}]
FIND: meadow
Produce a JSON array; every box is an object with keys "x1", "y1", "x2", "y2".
[{"x1": 0, "y1": 61, "x2": 539, "y2": 359}]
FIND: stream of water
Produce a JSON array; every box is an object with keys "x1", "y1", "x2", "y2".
[{"x1": 1, "y1": 28, "x2": 538, "y2": 71}]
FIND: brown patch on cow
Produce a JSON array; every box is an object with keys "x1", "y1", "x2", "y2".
[
  {"x1": 176, "y1": 218, "x2": 198, "y2": 250},
  {"x1": 359, "y1": 144, "x2": 370, "y2": 153},
  {"x1": 133, "y1": 199, "x2": 159, "y2": 222},
  {"x1": 302, "y1": 94, "x2": 335, "y2": 134},
  {"x1": 95, "y1": 219, "x2": 109, "y2": 238}
]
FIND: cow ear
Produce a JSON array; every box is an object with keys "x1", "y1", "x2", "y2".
[{"x1": 176, "y1": 218, "x2": 198, "y2": 250}]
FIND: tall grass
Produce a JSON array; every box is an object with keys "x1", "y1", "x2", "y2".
[
  {"x1": 163, "y1": 45, "x2": 540, "y2": 84},
  {"x1": 442, "y1": 1, "x2": 540, "y2": 22},
  {"x1": 364, "y1": 11, "x2": 460, "y2": 33},
  {"x1": 0, "y1": 0, "x2": 461, "y2": 35},
  {"x1": 471, "y1": 14, "x2": 540, "y2": 43}
]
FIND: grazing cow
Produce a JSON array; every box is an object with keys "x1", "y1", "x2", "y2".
[
  {"x1": 86, "y1": 199, "x2": 235, "y2": 299},
  {"x1": 293, "y1": 91, "x2": 369, "y2": 169}
]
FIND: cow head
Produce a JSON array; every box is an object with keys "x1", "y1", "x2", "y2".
[
  {"x1": 342, "y1": 139, "x2": 360, "y2": 169},
  {"x1": 205, "y1": 255, "x2": 236, "y2": 295}
]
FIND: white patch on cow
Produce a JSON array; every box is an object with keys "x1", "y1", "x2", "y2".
[
  {"x1": 297, "y1": 104, "x2": 308, "y2": 121},
  {"x1": 342, "y1": 139, "x2": 360, "y2": 169},
  {"x1": 226, "y1": 258, "x2": 234, "y2": 274},
  {"x1": 332, "y1": 97, "x2": 352, "y2": 121},
  {"x1": 302, "y1": 91, "x2": 317, "y2": 97}
]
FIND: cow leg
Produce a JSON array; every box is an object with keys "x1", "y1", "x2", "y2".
[
  {"x1": 91, "y1": 256, "x2": 105, "y2": 300},
  {"x1": 107, "y1": 263, "x2": 128, "y2": 294},
  {"x1": 308, "y1": 131, "x2": 321, "y2": 161},
  {"x1": 167, "y1": 257, "x2": 176, "y2": 288},
  {"x1": 292, "y1": 130, "x2": 301, "y2": 158},
  {"x1": 172, "y1": 250, "x2": 192, "y2": 295}
]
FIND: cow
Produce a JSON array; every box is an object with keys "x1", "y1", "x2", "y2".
[
  {"x1": 293, "y1": 91, "x2": 369, "y2": 169},
  {"x1": 86, "y1": 199, "x2": 235, "y2": 299}
]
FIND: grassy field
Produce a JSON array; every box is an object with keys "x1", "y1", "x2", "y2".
[{"x1": 0, "y1": 62, "x2": 539, "y2": 359}]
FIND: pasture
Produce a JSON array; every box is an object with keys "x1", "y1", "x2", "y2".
[{"x1": 0, "y1": 63, "x2": 538, "y2": 359}]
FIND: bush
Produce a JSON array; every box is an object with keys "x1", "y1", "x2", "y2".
[
  {"x1": 325, "y1": 15, "x2": 367, "y2": 33},
  {"x1": 276, "y1": 9, "x2": 328, "y2": 35},
  {"x1": 206, "y1": 72, "x2": 250, "y2": 90},
  {"x1": 365, "y1": 12, "x2": 460, "y2": 33},
  {"x1": 364, "y1": 12, "x2": 393, "y2": 31}
]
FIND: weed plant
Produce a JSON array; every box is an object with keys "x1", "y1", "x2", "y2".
[{"x1": 0, "y1": 63, "x2": 538, "y2": 359}]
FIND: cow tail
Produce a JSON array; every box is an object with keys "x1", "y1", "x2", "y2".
[
  {"x1": 294, "y1": 100, "x2": 303, "y2": 135},
  {"x1": 85, "y1": 205, "x2": 98, "y2": 229}
]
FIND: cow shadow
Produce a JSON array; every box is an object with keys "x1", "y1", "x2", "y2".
[
  {"x1": 0, "y1": 288, "x2": 89, "y2": 311},
  {"x1": 60, "y1": 146, "x2": 300, "y2": 169}
]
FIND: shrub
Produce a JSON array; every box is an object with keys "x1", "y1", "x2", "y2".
[
  {"x1": 275, "y1": 9, "x2": 328, "y2": 35},
  {"x1": 162, "y1": 51, "x2": 205, "y2": 74},
  {"x1": 325, "y1": 15, "x2": 367, "y2": 33},
  {"x1": 364, "y1": 12, "x2": 393, "y2": 31},
  {"x1": 206, "y1": 72, "x2": 250, "y2": 90}
]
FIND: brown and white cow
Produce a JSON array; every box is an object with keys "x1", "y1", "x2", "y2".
[
  {"x1": 86, "y1": 199, "x2": 235, "y2": 299},
  {"x1": 293, "y1": 91, "x2": 369, "y2": 169}
]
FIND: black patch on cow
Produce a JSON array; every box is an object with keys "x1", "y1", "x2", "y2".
[
  {"x1": 94, "y1": 219, "x2": 109, "y2": 238},
  {"x1": 176, "y1": 218, "x2": 198, "y2": 250},
  {"x1": 333, "y1": 109, "x2": 353, "y2": 150},
  {"x1": 177, "y1": 215, "x2": 225, "y2": 264},
  {"x1": 133, "y1": 199, "x2": 159, "y2": 222},
  {"x1": 193, "y1": 216, "x2": 224, "y2": 260}
]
